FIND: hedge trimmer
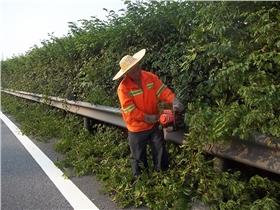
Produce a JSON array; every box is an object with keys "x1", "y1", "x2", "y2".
[{"x1": 158, "y1": 109, "x2": 186, "y2": 133}]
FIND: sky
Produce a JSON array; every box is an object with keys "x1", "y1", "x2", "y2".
[{"x1": 1, "y1": 1, "x2": 126, "y2": 60}]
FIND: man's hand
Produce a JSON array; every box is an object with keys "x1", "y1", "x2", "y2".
[
  {"x1": 144, "y1": 114, "x2": 159, "y2": 123},
  {"x1": 172, "y1": 98, "x2": 185, "y2": 112}
]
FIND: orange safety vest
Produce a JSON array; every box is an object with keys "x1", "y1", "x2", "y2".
[{"x1": 117, "y1": 70, "x2": 176, "y2": 132}]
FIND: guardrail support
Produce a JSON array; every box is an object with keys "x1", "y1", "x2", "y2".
[
  {"x1": 213, "y1": 157, "x2": 227, "y2": 174},
  {"x1": 83, "y1": 117, "x2": 90, "y2": 131}
]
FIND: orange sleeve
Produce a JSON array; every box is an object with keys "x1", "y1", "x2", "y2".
[{"x1": 151, "y1": 73, "x2": 176, "y2": 105}]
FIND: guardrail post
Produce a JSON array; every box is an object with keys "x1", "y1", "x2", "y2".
[
  {"x1": 213, "y1": 157, "x2": 226, "y2": 174},
  {"x1": 84, "y1": 117, "x2": 91, "y2": 131}
]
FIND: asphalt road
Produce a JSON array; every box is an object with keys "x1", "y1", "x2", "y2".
[{"x1": 1, "y1": 112, "x2": 148, "y2": 210}]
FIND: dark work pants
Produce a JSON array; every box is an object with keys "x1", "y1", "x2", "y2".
[{"x1": 128, "y1": 124, "x2": 169, "y2": 176}]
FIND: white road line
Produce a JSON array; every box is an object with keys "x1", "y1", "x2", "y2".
[{"x1": 0, "y1": 112, "x2": 99, "y2": 210}]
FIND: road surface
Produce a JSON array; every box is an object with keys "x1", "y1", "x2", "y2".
[{"x1": 1, "y1": 112, "x2": 146, "y2": 210}]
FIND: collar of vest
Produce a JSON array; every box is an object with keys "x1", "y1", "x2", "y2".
[{"x1": 125, "y1": 70, "x2": 150, "y2": 87}]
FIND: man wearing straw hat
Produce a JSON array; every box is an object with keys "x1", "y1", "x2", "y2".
[{"x1": 113, "y1": 49, "x2": 184, "y2": 180}]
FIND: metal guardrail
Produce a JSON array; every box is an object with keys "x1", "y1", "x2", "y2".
[
  {"x1": 166, "y1": 130, "x2": 280, "y2": 175},
  {"x1": 1, "y1": 89, "x2": 126, "y2": 128},
  {"x1": 2, "y1": 89, "x2": 280, "y2": 175}
]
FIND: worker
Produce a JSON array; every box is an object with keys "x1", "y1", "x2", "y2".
[{"x1": 113, "y1": 49, "x2": 184, "y2": 180}]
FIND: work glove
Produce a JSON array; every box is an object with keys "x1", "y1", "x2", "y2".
[
  {"x1": 144, "y1": 114, "x2": 159, "y2": 123},
  {"x1": 172, "y1": 98, "x2": 185, "y2": 112}
]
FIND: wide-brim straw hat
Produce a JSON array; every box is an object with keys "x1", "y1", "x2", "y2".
[{"x1": 113, "y1": 49, "x2": 146, "y2": 80}]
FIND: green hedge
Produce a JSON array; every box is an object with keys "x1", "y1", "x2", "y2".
[
  {"x1": 1, "y1": 1, "x2": 280, "y2": 209},
  {"x1": 2, "y1": 1, "x2": 279, "y2": 142}
]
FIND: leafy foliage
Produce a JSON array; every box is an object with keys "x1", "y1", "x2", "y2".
[{"x1": 1, "y1": 1, "x2": 280, "y2": 209}]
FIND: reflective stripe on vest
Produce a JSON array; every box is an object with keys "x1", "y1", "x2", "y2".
[
  {"x1": 156, "y1": 84, "x2": 167, "y2": 98},
  {"x1": 128, "y1": 89, "x2": 143, "y2": 97},
  {"x1": 123, "y1": 104, "x2": 136, "y2": 113},
  {"x1": 146, "y1": 82, "x2": 154, "y2": 89}
]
